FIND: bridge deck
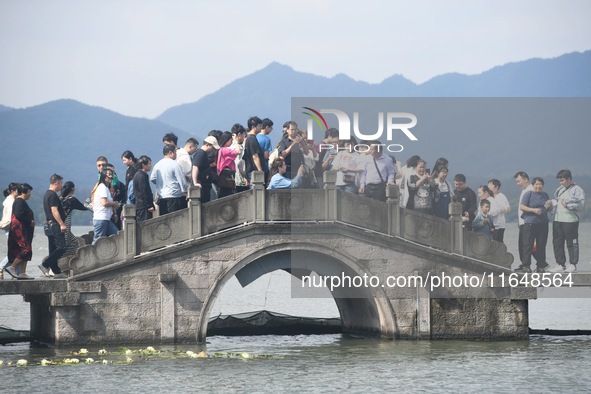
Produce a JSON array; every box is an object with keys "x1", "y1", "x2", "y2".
[
  {"x1": 2, "y1": 273, "x2": 590, "y2": 296},
  {"x1": 0, "y1": 279, "x2": 67, "y2": 295}
]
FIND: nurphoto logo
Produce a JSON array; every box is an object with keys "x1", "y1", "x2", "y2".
[{"x1": 302, "y1": 106, "x2": 418, "y2": 153}]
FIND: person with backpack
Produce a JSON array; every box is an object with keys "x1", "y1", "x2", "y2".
[
  {"x1": 133, "y1": 155, "x2": 155, "y2": 222},
  {"x1": 191, "y1": 136, "x2": 220, "y2": 203}
]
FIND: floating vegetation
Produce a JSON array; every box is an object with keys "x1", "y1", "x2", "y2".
[{"x1": 0, "y1": 346, "x2": 282, "y2": 367}]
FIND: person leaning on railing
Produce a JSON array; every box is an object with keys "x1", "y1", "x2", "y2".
[{"x1": 267, "y1": 158, "x2": 306, "y2": 189}]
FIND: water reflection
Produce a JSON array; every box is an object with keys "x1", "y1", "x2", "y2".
[{"x1": 1, "y1": 334, "x2": 591, "y2": 391}]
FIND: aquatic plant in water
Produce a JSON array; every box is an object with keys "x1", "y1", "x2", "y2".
[{"x1": 0, "y1": 346, "x2": 281, "y2": 367}]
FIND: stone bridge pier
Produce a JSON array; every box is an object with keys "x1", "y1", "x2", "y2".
[{"x1": 13, "y1": 172, "x2": 538, "y2": 346}]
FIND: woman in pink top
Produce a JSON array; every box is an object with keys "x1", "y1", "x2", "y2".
[{"x1": 216, "y1": 131, "x2": 240, "y2": 198}]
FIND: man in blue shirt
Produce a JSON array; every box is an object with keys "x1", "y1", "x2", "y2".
[
  {"x1": 359, "y1": 141, "x2": 396, "y2": 202},
  {"x1": 151, "y1": 145, "x2": 187, "y2": 215},
  {"x1": 257, "y1": 118, "x2": 274, "y2": 185}
]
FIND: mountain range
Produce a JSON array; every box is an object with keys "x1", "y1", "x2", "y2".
[
  {"x1": 157, "y1": 50, "x2": 591, "y2": 134},
  {"x1": 0, "y1": 100, "x2": 187, "y2": 202},
  {"x1": 1, "y1": 50, "x2": 590, "y2": 219}
]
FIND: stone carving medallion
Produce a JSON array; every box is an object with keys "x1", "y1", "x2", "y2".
[
  {"x1": 469, "y1": 233, "x2": 491, "y2": 256},
  {"x1": 290, "y1": 196, "x2": 304, "y2": 214},
  {"x1": 356, "y1": 204, "x2": 371, "y2": 221},
  {"x1": 220, "y1": 204, "x2": 237, "y2": 221},
  {"x1": 96, "y1": 237, "x2": 118, "y2": 261},
  {"x1": 154, "y1": 222, "x2": 173, "y2": 241},
  {"x1": 417, "y1": 220, "x2": 434, "y2": 239}
]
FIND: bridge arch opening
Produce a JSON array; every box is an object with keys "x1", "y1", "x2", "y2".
[
  {"x1": 208, "y1": 270, "x2": 339, "y2": 317},
  {"x1": 198, "y1": 244, "x2": 397, "y2": 342}
]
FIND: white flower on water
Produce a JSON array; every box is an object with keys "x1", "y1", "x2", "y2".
[
  {"x1": 0, "y1": 360, "x2": 3, "y2": 366},
  {"x1": 126, "y1": 357, "x2": 133, "y2": 363},
  {"x1": 186, "y1": 350, "x2": 196, "y2": 358},
  {"x1": 146, "y1": 346, "x2": 155, "y2": 352},
  {"x1": 70, "y1": 358, "x2": 80, "y2": 364},
  {"x1": 98, "y1": 349, "x2": 107, "y2": 356},
  {"x1": 79, "y1": 348, "x2": 88, "y2": 355},
  {"x1": 41, "y1": 359, "x2": 51, "y2": 366},
  {"x1": 16, "y1": 359, "x2": 28, "y2": 367},
  {"x1": 64, "y1": 358, "x2": 72, "y2": 364},
  {"x1": 196, "y1": 351, "x2": 208, "y2": 358},
  {"x1": 241, "y1": 353, "x2": 251, "y2": 359},
  {"x1": 85, "y1": 358, "x2": 94, "y2": 364},
  {"x1": 125, "y1": 349, "x2": 133, "y2": 356},
  {"x1": 102, "y1": 359, "x2": 109, "y2": 365}
]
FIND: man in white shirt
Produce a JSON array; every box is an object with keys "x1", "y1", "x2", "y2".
[
  {"x1": 332, "y1": 139, "x2": 362, "y2": 194},
  {"x1": 231, "y1": 124, "x2": 249, "y2": 193},
  {"x1": 359, "y1": 141, "x2": 396, "y2": 202},
  {"x1": 176, "y1": 138, "x2": 198, "y2": 208},
  {"x1": 151, "y1": 144, "x2": 187, "y2": 215},
  {"x1": 176, "y1": 138, "x2": 198, "y2": 184},
  {"x1": 488, "y1": 178, "x2": 511, "y2": 243}
]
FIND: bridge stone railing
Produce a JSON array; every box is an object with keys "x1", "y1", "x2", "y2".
[{"x1": 68, "y1": 171, "x2": 512, "y2": 276}]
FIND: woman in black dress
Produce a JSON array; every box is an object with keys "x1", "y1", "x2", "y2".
[{"x1": 5, "y1": 183, "x2": 35, "y2": 280}]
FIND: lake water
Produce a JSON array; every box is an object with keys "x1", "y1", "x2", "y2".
[{"x1": 1, "y1": 224, "x2": 590, "y2": 392}]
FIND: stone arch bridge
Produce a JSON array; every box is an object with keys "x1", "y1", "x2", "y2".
[{"x1": 1, "y1": 172, "x2": 569, "y2": 346}]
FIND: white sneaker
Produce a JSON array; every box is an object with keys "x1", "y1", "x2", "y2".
[
  {"x1": 38, "y1": 264, "x2": 51, "y2": 277},
  {"x1": 548, "y1": 265, "x2": 565, "y2": 273},
  {"x1": 4, "y1": 266, "x2": 18, "y2": 278},
  {"x1": 17, "y1": 273, "x2": 34, "y2": 280},
  {"x1": 565, "y1": 264, "x2": 577, "y2": 273}
]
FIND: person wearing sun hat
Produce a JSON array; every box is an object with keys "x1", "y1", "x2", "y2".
[{"x1": 191, "y1": 136, "x2": 220, "y2": 204}]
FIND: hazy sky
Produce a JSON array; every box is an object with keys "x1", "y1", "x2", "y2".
[{"x1": 1, "y1": 0, "x2": 590, "y2": 118}]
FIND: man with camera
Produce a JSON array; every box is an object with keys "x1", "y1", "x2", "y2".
[{"x1": 277, "y1": 121, "x2": 309, "y2": 179}]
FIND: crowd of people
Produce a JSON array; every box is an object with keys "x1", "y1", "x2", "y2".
[
  {"x1": 1, "y1": 175, "x2": 86, "y2": 280},
  {"x1": 0, "y1": 116, "x2": 586, "y2": 280}
]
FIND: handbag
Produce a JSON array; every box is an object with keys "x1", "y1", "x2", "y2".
[
  {"x1": 343, "y1": 173, "x2": 356, "y2": 183},
  {"x1": 43, "y1": 220, "x2": 61, "y2": 237},
  {"x1": 365, "y1": 182, "x2": 386, "y2": 196},
  {"x1": 366, "y1": 158, "x2": 386, "y2": 190},
  {"x1": 217, "y1": 168, "x2": 236, "y2": 189}
]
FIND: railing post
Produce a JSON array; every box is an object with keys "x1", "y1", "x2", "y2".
[
  {"x1": 323, "y1": 171, "x2": 337, "y2": 221},
  {"x1": 449, "y1": 202, "x2": 464, "y2": 253},
  {"x1": 188, "y1": 185, "x2": 202, "y2": 238},
  {"x1": 252, "y1": 171, "x2": 266, "y2": 222},
  {"x1": 387, "y1": 184, "x2": 401, "y2": 236},
  {"x1": 122, "y1": 204, "x2": 137, "y2": 261}
]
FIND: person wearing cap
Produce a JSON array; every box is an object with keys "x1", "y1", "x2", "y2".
[
  {"x1": 150, "y1": 144, "x2": 187, "y2": 215},
  {"x1": 192, "y1": 136, "x2": 220, "y2": 204}
]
